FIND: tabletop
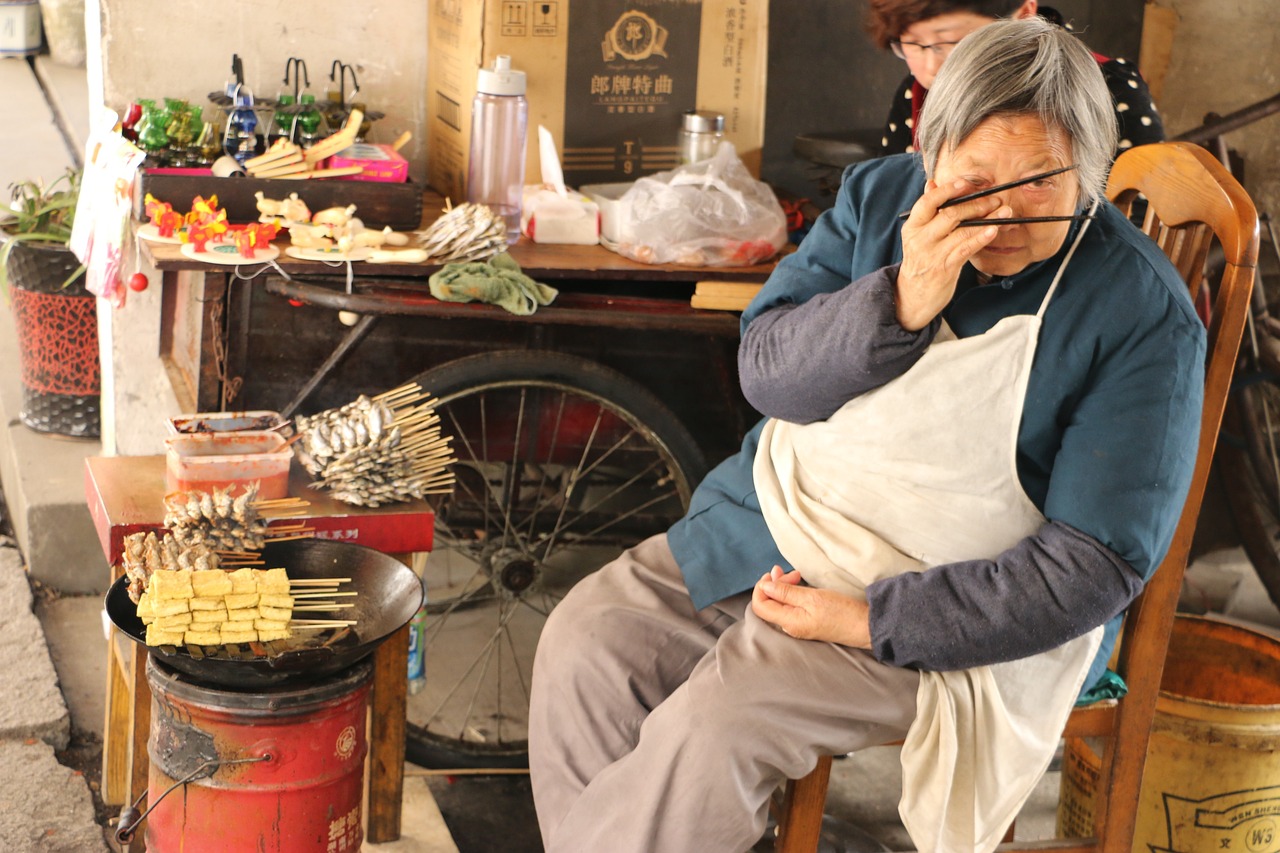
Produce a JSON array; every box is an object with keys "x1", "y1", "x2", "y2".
[
  {"x1": 136, "y1": 189, "x2": 778, "y2": 284},
  {"x1": 84, "y1": 455, "x2": 436, "y2": 567}
]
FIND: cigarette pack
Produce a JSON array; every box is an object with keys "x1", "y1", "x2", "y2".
[{"x1": 326, "y1": 143, "x2": 410, "y2": 183}]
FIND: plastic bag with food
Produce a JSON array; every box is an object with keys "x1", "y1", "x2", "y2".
[{"x1": 615, "y1": 142, "x2": 787, "y2": 267}]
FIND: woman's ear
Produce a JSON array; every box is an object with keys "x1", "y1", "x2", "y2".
[{"x1": 1014, "y1": 0, "x2": 1039, "y2": 20}]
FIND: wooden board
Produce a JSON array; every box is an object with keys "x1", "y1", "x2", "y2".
[
  {"x1": 134, "y1": 169, "x2": 425, "y2": 231},
  {"x1": 691, "y1": 280, "x2": 764, "y2": 311}
]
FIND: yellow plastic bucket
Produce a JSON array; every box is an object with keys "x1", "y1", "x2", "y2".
[{"x1": 1058, "y1": 615, "x2": 1280, "y2": 852}]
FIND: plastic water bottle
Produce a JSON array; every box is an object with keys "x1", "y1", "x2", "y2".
[
  {"x1": 407, "y1": 603, "x2": 427, "y2": 695},
  {"x1": 467, "y1": 55, "x2": 528, "y2": 244}
]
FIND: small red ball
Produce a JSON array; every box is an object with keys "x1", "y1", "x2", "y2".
[
  {"x1": 288, "y1": 299, "x2": 304, "y2": 307},
  {"x1": 128, "y1": 272, "x2": 149, "y2": 292}
]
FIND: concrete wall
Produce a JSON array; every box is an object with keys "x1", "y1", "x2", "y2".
[
  {"x1": 1145, "y1": 0, "x2": 1279, "y2": 219},
  {"x1": 94, "y1": 0, "x2": 429, "y2": 180}
]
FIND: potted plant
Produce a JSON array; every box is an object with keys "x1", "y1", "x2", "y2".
[{"x1": 1, "y1": 168, "x2": 101, "y2": 438}]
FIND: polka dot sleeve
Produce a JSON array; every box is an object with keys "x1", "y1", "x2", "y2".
[
  {"x1": 879, "y1": 74, "x2": 917, "y2": 156},
  {"x1": 1101, "y1": 58, "x2": 1166, "y2": 152}
]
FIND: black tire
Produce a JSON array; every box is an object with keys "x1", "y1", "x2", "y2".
[
  {"x1": 1220, "y1": 380, "x2": 1280, "y2": 609},
  {"x1": 1217, "y1": 215, "x2": 1280, "y2": 609},
  {"x1": 403, "y1": 350, "x2": 707, "y2": 770}
]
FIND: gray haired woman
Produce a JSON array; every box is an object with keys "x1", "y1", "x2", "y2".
[{"x1": 529, "y1": 18, "x2": 1204, "y2": 853}]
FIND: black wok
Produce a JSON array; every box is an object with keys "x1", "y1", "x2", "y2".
[{"x1": 105, "y1": 538, "x2": 424, "y2": 688}]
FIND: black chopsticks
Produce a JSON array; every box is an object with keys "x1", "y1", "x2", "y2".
[
  {"x1": 954, "y1": 214, "x2": 1096, "y2": 227},
  {"x1": 897, "y1": 164, "x2": 1078, "y2": 220}
]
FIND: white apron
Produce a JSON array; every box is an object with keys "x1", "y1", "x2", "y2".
[{"x1": 754, "y1": 227, "x2": 1104, "y2": 852}]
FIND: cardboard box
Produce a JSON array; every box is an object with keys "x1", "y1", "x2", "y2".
[{"x1": 427, "y1": 0, "x2": 768, "y2": 201}]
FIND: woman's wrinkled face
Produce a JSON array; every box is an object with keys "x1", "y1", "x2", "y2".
[{"x1": 932, "y1": 114, "x2": 1081, "y2": 278}]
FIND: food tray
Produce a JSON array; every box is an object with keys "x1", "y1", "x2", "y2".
[{"x1": 165, "y1": 430, "x2": 292, "y2": 499}]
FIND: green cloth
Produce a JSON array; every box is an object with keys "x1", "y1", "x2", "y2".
[
  {"x1": 428, "y1": 252, "x2": 558, "y2": 316},
  {"x1": 1075, "y1": 669, "x2": 1128, "y2": 706}
]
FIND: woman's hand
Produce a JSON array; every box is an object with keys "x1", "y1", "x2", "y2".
[
  {"x1": 750, "y1": 566, "x2": 872, "y2": 648},
  {"x1": 896, "y1": 179, "x2": 1011, "y2": 330}
]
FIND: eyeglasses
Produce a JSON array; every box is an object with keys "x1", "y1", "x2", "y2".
[{"x1": 890, "y1": 39, "x2": 962, "y2": 60}]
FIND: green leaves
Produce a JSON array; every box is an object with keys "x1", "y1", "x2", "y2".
[{"x1": 1, "y1": 168, "x2": 85, "y2": 299}]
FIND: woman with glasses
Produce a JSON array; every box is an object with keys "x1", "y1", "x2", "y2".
[{"x1": 869, "y1": 0, "x2": 1164, "y2": 157}]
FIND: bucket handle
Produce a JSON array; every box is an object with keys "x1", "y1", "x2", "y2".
[{"x1": 114, "y1": 753, "x2": 272, "y2": 843}]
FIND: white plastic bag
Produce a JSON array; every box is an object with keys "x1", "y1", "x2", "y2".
[{"x1": 615, "y1": 142, "x2": 786, "y2": 267}]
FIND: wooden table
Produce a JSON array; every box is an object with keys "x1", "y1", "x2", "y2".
[
  {"x1": 85, "y1": 455, "x2": 435, "y2": 848},
  {"x1": 136, "y1": 192, "x2": 773, "y2": 421}
]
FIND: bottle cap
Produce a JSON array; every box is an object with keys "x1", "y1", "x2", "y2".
[
  {"x1": 682, "y1": 110, "x2": 725, "y2": 133},
  {"x1": 476, "y1": 55, "x2": 527, "y2": 97}
]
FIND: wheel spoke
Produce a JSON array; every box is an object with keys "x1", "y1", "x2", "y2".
[{"x1": 407, "y1": 357, "x2": 704, "y2": 767}]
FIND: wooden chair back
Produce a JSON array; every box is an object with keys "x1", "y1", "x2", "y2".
[{"x1": 773, "y1": 141, "x2": 1260, "y2": 853}]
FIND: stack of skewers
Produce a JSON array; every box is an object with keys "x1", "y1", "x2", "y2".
[
  {"x1": 293, "y1": 382, "x2": 456, "y2": 506},
  {"x1": 134, "y1": 566, "x2": 357, "y2": 649},
  {"x1": 161, "y1": 482, "x2": 312, "y2": 555},
  {"x1": 118, "y1": 483, "x2": 357, "y2": 653}
]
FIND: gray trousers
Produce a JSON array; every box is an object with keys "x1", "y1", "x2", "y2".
[{"x1": 528, "y1": 534, "x2": 921, "y2": 853}]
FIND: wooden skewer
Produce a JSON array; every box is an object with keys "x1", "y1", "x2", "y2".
[
  {"x1": 290, "y1": 577, "x2": 353, "y2": 585},
  {"x1": 257, "y1": 507, "x2": 311, "y2": 519},
  {"x1": 253, "y1": 497, "x2": 311, "y2": 507},
  {"x1": 293, "y1": 603, "x2": 356, "y2": 611},
  {"x1": 375, "y1": 382, "x2": 427, "y2": 401},
  {"x1": 266, "y1": 523, "x2": 315, "y2": 534},
  {"x1": 291, "y1": 621, "x2": 358, "y2": 629},
  {"x1": 292, "y1": 591, "x2": 359, "y2": 598},
  {"x1": 264, "y1": 533, "x2": 315, "y2": 543}
]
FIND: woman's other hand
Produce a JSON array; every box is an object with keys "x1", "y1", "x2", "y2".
[
  {"x1": 896, "y1": 178, "x2": 1010, "y2": 330},
  {"x1": 751, "y1": 566, "x2": 872, "y2": 648}
]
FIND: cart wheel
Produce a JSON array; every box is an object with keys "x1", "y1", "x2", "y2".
[
  {"x1": 1216, "y1": 217, "x2": 1280, "y2": 610},
  {"x1": 404, "y1": 350, "x2": 707, "y2": 769}
]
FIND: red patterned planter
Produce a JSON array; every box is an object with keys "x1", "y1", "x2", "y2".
[{"x1": 6, "y1": 240, "x2": 100, "y2": 438}]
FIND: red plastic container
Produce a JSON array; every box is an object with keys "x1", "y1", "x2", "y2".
[
  {"x1": 165, "y1": 430, "x2": 292, "y2": 498},
  {"x1": 145, "y1": 657, "x2": 371, "y2": 852}
]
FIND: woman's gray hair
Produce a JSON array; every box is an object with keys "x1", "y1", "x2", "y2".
[{"x1": 916, "y1": 17, "x2": 1118, "y2": 205}]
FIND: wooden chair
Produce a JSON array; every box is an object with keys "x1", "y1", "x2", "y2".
[{"x1": 772, "y1": 141, "x2": 1260, "y2": 853}]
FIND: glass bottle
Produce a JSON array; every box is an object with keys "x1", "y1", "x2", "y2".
[
  {"x1": 295, "y1": 93, "x2": 327, "y2": 149},
  {"x1": 678, "y1": 110, "x2": 725, "y2": 165},
  {"x1": 271, "y1": 93, "x2": 296, "y2": 145},
  {"x1": 467, "y1": 55, "x2": 528, "y2": 244}
]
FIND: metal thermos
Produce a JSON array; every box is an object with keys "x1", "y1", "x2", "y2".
[
  {"x1": 678, "y1": 110, "x2": 725, "y2": 164},
  {"x1": 467, "y1": 55, "x2": 528, "y2": 244}
]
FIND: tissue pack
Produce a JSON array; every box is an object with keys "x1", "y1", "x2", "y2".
[{"x1": 521, "y1": 187, "x2": 601, "y2": 245}]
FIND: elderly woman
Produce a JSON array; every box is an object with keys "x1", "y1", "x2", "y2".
[
  {"x1": 869, "y1": 0, "x2": 1164, "y2": 157},
  {"x1": 529, "y1": 18, "x2": 1204, "y2": 853}
]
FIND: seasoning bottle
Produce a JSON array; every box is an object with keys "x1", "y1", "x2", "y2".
[
  {"x1": 678, "y1": 110, "x2": 725, "y2": 165},
  {"x1": 467, "y1": 55, "x2": 528, "y2": 244}
]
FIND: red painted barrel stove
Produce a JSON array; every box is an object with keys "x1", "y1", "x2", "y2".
[
  {"x1": 145, "y1": 656, "x2": 372, "y2": 852},
  {"x1": 106, "y1": 539, "x2": 424, "y2": 851}
]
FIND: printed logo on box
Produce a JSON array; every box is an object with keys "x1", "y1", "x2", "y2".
[
  {"x1": 501, "y1": 0, "x2": 527, "y2": 36},
  {"x1": 602, "y1": 11, "x2": 668, "y2": 61},
  {"x1": 532, "y1": 1, "x2": 558, "y2": 36}
]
